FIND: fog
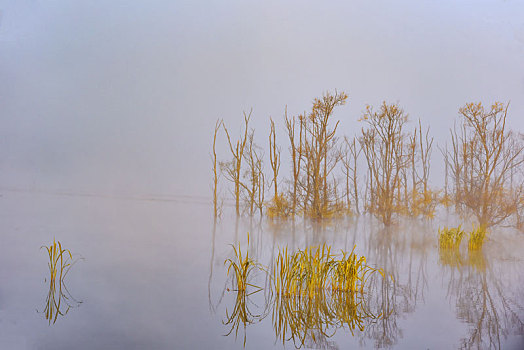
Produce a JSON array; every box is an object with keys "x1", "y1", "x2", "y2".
[{"x1": 1, "y1": 0, "x2": 524, "y2": 199}]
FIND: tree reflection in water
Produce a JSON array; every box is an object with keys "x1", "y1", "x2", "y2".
[
  {"x1": 443, "y1": 247, "x2": 524, "y2": 349},
  {"x1": 212, "y1": 217, "x2": 523, "y2": 348},
  {"x1": 360, "y1": 222, "x2": 431, "y2": 348}
]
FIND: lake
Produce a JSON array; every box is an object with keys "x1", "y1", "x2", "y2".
[{"x1": 1, "y1": 190, "x2": 523, "y2": 349}]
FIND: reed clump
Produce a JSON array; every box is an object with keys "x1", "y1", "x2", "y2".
[
  {"x1": 224, "y1": 234, "x2": 261, "y2": 293},
  {"x1": 468, "y1": 225, "x2": 488, "y2": 251},
  {"x1": 270, "y1": 245, "x2": 387, "y2": 347},
  {"x1": 438, "y1": 226, "x2": 465, "y2": 250},
  {"x1": 41, "y1": 239, "x2": 81, "y2": 325},
  {"x1": 223, "y1": 239, "x2": 390, "y2": 347},
  {"x1": 331, "y1": 246, "x2": 384, "y2": 293},
  {"x1": 438, "y1": 225, "x2": 489, "y2": 269},
  {"x1": 271, "y1": 244, "x2": 385, "y2": 298},
  {"x1": 223, "y1": 234, "x2": 264, "y2": 346},
  {"x1": 272, "y1": 244, "x2": 332, "y2": 298}
]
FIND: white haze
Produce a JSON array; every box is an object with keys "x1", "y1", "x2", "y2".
[{"x1": 1, "y1": 0, "x2": 523, "y2": 199}]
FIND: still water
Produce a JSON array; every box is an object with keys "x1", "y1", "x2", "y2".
[{"x1": 0, "y1": 191, "x2": 523, "y2": 349}]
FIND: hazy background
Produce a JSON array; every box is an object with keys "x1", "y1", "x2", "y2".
[{"x1": 1, "y1": 0, "x2": 523, "y2": 199}]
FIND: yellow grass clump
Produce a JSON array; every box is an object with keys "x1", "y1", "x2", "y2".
[
  {"x1": 468, "y1": 225, "x2": 488, "y2": 251},
  {"x1": 223, "y1": 238, "x2": 391, "y2": 347},
  {"x1": 438, "y1": 226, "x2": 465, "y2": 250},
  {"x1": 270, "y1": 244, "x2": 387, "y2": 346},
  {"x1": 272, "y1": 244, "x2": 332, "y2": 298},
  {"x1": 271, "y1": 244, "x2": 385, "y2": 298},
  {"x1": 330, "y1": 246, "x2": 384, "y2": 293},
  {"x1": 223, "y1": 234, "x2": 264, "y2": 346},
  {"x1": 224, "y1": 234, "x2": 261, "y2": 293},
  {"x1": 41, "y1": 239, "x2": 80, "y2": 325}
]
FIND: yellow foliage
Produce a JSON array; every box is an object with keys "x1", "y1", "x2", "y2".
[{"x1": 438, "y1": 225, "x2": 489, "y2": 269}]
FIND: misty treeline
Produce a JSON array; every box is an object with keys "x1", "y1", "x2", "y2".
[{"x1": 212, "y1": 91, "x2": 524, "y2": 229}]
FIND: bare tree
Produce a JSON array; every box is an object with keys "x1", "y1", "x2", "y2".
[
  {"x1": 285, "y1": 111, "x2": 304, "y2": 217},
  {"x1": 212, "y1": 119, "x2": 222, "y2": 218},
  {"x1": 222, "y1": 112, "x2": 251, "y2": 215},
  {"x1": 342, "y1": 136, "x2": 361, "y2": 215}
]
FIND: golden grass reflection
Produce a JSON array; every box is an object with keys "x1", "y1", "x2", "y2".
[
  {"x1": 40, "y1": 239, "x2": 82, "y2": 325},
  {"x1": 222, "y1": 240, "x2": 393, "y2": 348},
  {"x1": 271, "y1": 283, "x2": 388, "y2": 348}
]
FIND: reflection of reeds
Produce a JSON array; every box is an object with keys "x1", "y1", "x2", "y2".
[
  {"x1": 445, "y1": 247, "x2": 524, "y2": 350},
  {"x1": 223, "y1": 284, "x2": 264, "y2": 347},
  {"x1": 41, "y1": 239, "x2": 81, "y2": 325},
  {"x1": 467, "y1": 249, "x2": 486, "y2": 273},
  {"x1": 223, "y1": 234, "x2": 264, "y2": 346},
  {"x1": 438, "y1": 247, "x2": 463, "y2": 269},
  {"x1": 271, "y1": 271, "x2": 388, "y2": 348},
  {"x1": 224, "y1": 240, "x2": 390, "y2": 347}
]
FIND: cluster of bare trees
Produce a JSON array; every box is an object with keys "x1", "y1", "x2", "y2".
[
  {"x1": 359, "y1": 103, "x2": 436, "y2": 225},
  {"x1": 442, "y1": 102, "x2": 524, "y2": 228},
  {"x1": 212, "y1": 92, "x2": 524, "y2": 229},
  {"x1": 280, "y1": 91, "x2": 348, "y2": 218}
]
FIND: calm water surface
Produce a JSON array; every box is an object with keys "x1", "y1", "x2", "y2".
[{"x1": 1, "y1": 191, "x2": 523, "y2": 349}]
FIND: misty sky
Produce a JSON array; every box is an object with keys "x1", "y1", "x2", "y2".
[{"x1": 1, "y1": 0, "x2": 523, "y2": 198}]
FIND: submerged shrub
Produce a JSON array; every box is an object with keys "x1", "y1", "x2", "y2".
[{"x1": 266, "y1": 193, "x2": 292, "y2": 219}]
